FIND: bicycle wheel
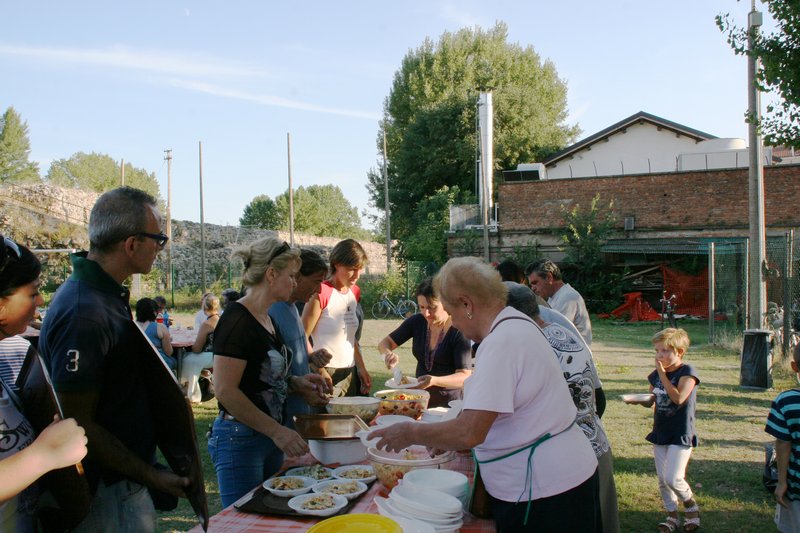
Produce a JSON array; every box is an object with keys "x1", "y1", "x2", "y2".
[
  {"x1": 372, "y1": 301, "x2": 391, "y2": 320},
  {"x1": 397, "y1": 299, "x2": 418, "y2": 318}
]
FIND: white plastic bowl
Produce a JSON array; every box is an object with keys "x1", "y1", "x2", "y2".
[
  {"x1": 311, "y1": 479, "x2": 368, "y2": 500},
  {"x1": 285, "y1": 465, "x2": 334, "y2": 481},
  {"x1": 332, "y1": 464, "x2": 376, "y2": 483},
  {"x1": 261, "y1": 475, "x2": 316, "y2": 497},
  {"x1": 308, "y1": 438, "x2": 367, "y2": 465},
  {"x1": 375, "y1": 414, "x2": 416, "y2": 427},
  {"x1": 401, "y1": 469, "x2": 469, "y2": 499},
  {"x1": 390, "y1": 485, "x2": 462, "y2": 517},
  {"x1": 287, "y1": 492, "x2": 348, "y2": 517}
]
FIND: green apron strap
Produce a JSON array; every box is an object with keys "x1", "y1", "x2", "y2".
[{"x1": 471, "y1": 419, "x2": 576, "y2": 526}]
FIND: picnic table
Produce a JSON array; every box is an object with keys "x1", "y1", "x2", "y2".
[{"x1": 188, "y1": 450, "x2": 495, "y2": 532}]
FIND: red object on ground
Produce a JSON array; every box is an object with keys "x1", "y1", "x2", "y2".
[
  {"x1": 609, "y1": 292, "x2": 662, "y2": 322},
  {"x1": 662, "y1": 265, "x2": 708, "y2": 317}
]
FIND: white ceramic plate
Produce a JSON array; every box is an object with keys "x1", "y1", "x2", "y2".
[
  {"x1": 385, "y1": 376, "x2": 421, "y2": 389},
  {"x1": 621, "y1": 393, "x2": 655, "y2": 404},
  {"x1": 332, "y1": 464, "x2": 377, "y2": 483},
  {"x1": 381, "y1": 496, "x2": 462, "y2": 527},
  {"x1": 287, "y1": 492, "x2": 348, "y2": 517},
  {"x1": 402, "y1": 468, "x2": 468, "y2": 499},
  {"x1": 311, "y1": 479, "x2": 368, "y2": 500},
  {"x1": 389, "y1": 494, "x2": 462, "y2": 522},
  {"x1": 375, "y1": 414, "x2": 415, "y2": 427},
  {"x1": 285, "y1": 465, "x2": 334, "y2": 482},
  {"x1": 262, "y1": 476, "x2": 316, "y2": 497}
]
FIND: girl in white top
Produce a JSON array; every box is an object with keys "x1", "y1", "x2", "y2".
[
  {"x1": 302, "y1": 239, "x2": 371, "y2": 397},
  {"x1": 370, "y1": 257, "x2": 599, "y2": 532}
]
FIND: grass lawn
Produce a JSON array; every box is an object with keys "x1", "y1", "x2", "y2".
[{"x1": 158, "y1": 315, "x2": 789, "y2": 532}]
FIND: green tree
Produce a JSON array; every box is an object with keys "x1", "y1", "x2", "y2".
[
  {"x1": 368, "y1": 21, "x2": 579, "y2": 251},
  {"x1": 0, "y1": 106, "x2": 40, "y2": 184},
  {"x1": 717, "y1": 3, "x2": 800, "y2": 148},
  {"x1": 403, "y1": 185, "x2": 473, "y2": 265},
  {"x1": 239, "y1": 194, "x2": 282, "y2": 228},
  {"x1": 45, "y1": 152, "x2": 161, "y2": 200},
  {"x1": 273, "y1": 184, "x2": 368, "y2": 239},
  {"x1": 558, "y1": 194, "x2": 624, "y2": 312}
]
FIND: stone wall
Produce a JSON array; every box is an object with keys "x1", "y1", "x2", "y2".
[{"x1": 1, "y1": 183, "x2": 389, "y2": 289}]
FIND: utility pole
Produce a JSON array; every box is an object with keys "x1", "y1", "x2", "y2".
[
  {"x1": 198, "y1": 141, "x2": 206, "y2": 294},
  {"x1": 287, "y1": 133, "x2": 295, "y2": 247},
  {"x1": 120, "y1": 158, "x2": 125, "y2": 186},
  {"x1": 383, "y1": 129, "x2": 391, "y2": 272},
  {"x1": 164, "y1": 149, "x2": 173, "y2": 292},
  {"x1": 747, "y1": 1, "x2": 766, "y2": 329}
]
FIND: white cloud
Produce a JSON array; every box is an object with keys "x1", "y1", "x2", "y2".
[
  {"x1": 0, "y1": 43, "x2": 267, "y2": 79},
  {"x1": 164, "y1": 78, "x2": 381, "y2": 120}
]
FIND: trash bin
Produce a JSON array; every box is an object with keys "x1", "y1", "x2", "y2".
[{"x1": 740, "y1": 329, "x2": 773, "y2": 389}]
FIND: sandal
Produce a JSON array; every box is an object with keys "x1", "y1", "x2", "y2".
[
  {"x1": 683, "y1": 503, "x2": 700, "y2": 532},
  {"x1": 658, "y1": 516, "x2": 680, "y2": 532}
]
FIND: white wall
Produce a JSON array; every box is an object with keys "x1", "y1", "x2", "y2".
[{"x1": 546, "y1": 122, "x2": 717, "y2": 179}]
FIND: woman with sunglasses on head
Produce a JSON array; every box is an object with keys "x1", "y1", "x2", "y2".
[
  {"x1": 302, "y1": 239, "x2": 372, "y2": 397},
  {"x1": 208, "y1": 238, "x2": 329, "y2": 507},
  {"x1": 0, "y1": 236, "x2": 88, "y2": 531}
]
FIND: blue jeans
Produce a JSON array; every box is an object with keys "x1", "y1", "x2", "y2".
[
  {"x1": 72, "y1": 479, "x2": 155, "y2": 533},
  {"x1": 208, "y1": 417, "x2": 285, "y2": 508}
]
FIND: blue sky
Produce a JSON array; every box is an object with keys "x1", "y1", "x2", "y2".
[{"x1": 1, "y1": 1, "x2": 774, "y2": 228}]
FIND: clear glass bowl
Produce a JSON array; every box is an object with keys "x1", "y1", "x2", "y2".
[{"x1": 367, "y1": 445, "x2": 455, "y2": 489}]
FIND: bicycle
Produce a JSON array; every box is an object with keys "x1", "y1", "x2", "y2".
[
  {"x1": 371, "y1": 291, "x2": 418, "y2": 319},
  {"x1": 659, "y1": 291, "x2": 678, "y2": 329}
]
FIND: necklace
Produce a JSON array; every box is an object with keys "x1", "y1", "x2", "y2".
[{"x1": 424, "y1": 324, "x2": 447, "y2": 371}]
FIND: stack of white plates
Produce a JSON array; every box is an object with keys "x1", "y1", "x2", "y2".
[
  {"x1": 375, "y1": 484, "x2": 463, "y2": 533},
  {"x1": 401, "y1": 468, "x2": 469, "y2": 508}
]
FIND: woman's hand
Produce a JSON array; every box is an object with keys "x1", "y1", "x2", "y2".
[
  {"x1": 416, "y1": 375, "x2": 434, "y2": 389},
  {"x1": 384, "y1": 351, "x2": 399, "y2": 369},
  {"x1": 291, "y1": 374, "x2": 331, "y2": 406},
  {"x1": 369, "y1": 422, "x2": 415, "y2": 453},
  {"x1": 33, "y1": 416, "x2": 88, "y2": 471},
  {"x1": 273, "y1": 426, "x2": 310, "y2": 458},
  {"x1": 358, "y1": 366, "x2": 372, "y2": 395},
  {"x1": 309, "y1": 348, "x2": 333, "y2": 369}
]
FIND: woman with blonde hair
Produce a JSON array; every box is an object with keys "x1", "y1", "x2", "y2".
[
  {"x1": 179, "y1": 294, "x2": 221, "y2": 403},
  {"x1": 302, "y1": 239, "x2": 371, "y2": 397},
  {"x1": 208, "y1": 238, "x2": 329, "y2": 507},
  {"x1": 371, "y1": 256, "x2": 600, "y2": 532}
]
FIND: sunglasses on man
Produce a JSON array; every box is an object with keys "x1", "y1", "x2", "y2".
[{"x1": 134, "y1": 232, "x2": 169, "y2": 248}]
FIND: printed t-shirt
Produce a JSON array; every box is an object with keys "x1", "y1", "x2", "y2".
[
  {"x1": 0, "y1": 336, "x2": 30, "y2": 391},
  {"x1": 646, "y1": 363, "x2": 700, "y2": 446},
  {"x1": 463, "y1": 307, "x2": 597, "y2": 502},
  {"x1": 214, "y1": 302, "x2": 290, "y2": 422}
]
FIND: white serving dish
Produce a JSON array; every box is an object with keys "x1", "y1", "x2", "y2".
[
  {"x1": 261, "y1": 475, "x2": 316, "y2": 497},
  {"x1": 311, "y1": 479, "x2": 368, "y2": 500},
  {"x1": 285, "y1": 465, "x2": 334, "y2": 482},
  {"x1": 402, "y1": 468, "x2": 469, "y2": 499},
  {"x1": 287, "y1": 492, "x2": 348, "y2": 517},
  {"x1": 332, "y1": 464, "x2": 376, "y2": 483},
  {"x1": 309, "y1": 438, "x2": 367, "y2": 465}
]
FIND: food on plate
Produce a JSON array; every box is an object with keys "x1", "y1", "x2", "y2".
[
  {"x1": 290, "y1": 464, "x2": 332, "y2": 480},
  {"x1": 302, "y1": 494, "x2": 338, "y2": 510},
  {"x1": 320, "y1": 481, "x2": 361, "y2": 495},
  {"x1": 270, "y1": 477, "x2": 306, "y2": 490},
  {"x1": 380, "y1": 391, "x2": 423, "y2": 401},
  {"x1": 399, "y1": 375, "x2": 412, "y2": 385},
  {"x1": 374, "y1": 389, "x2": 430, "y2": 418},
  {"x1": 337, "y1": 467, "x2": 373, "y2": 480}
]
